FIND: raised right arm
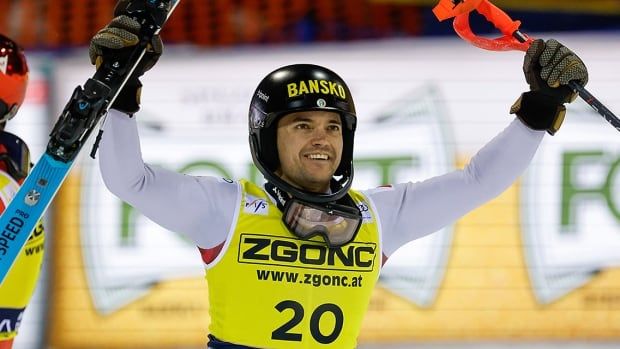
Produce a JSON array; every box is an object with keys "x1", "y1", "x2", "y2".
[
  {"x1": 90, "y1": 8, "x2": 239, "y2": 249},
  {"x1": 99, "y1": 110, "x2": 239, "y2": 249}
]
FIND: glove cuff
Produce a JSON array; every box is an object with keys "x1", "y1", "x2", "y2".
[
  {"x1": 510, "y1": 91, "x2": 566, "y2": 135},
  {"x1": 111, "y1": 78, "x2": 142, "y2": 116}
]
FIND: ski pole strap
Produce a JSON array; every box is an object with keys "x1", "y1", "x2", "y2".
[{"x1": 452, "y1": 0, "x2": 532, "y2": 52}]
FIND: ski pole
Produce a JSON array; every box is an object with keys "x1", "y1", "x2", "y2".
[{"x1": 435, "y1": 0, "x2": 620, "y2": 132}]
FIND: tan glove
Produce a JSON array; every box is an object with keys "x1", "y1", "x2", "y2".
[
  {"x1": 88, "y1": 14, "x2": 163, "y2": 115},
  {"x1": 510, "y1": 39, "x2": 588, "y2": 135}
]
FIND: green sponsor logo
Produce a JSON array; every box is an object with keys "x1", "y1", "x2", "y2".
[{"x1": 561, "y1": 150, "x2": 620, "y2": 231}]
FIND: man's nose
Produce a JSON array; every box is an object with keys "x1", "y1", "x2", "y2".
[{"x1": 310, "y1": 128, "x2": 328, "y2": 145}]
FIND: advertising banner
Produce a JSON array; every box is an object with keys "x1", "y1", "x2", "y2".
[{"x1": 46, "y1": 36, "x2": 620, "y2": 346}]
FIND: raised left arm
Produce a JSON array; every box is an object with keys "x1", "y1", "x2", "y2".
[{"x1": 368, "y1": 118, "x2": 543, "y2": 257}]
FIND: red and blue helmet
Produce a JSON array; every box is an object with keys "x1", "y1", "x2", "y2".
[{"x1": 0, "y1": 34, "x2": 28, "y2": 124}]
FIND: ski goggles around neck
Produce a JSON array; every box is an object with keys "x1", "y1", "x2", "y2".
[
  {"x1": 0, "y1": 131, "x2": 30, "y2": 181},
  {"x1": 264, "y1": 181, "x2": 363, "y2": 248},
  {"x1": 282, "y1": 198, "x2": 362, "y2": 248}
]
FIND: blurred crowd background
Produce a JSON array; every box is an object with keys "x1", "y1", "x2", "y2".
[{"x1": 1, "y1": 0, "x2": 619, "y2": 49}]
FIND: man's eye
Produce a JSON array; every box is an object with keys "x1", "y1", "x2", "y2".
[
  {"x1": 328, "y1": 125, "x2": 341, "y2": 131},
  {"x1": 295, "y1": 123, "x2": 311, "y2": 129}
]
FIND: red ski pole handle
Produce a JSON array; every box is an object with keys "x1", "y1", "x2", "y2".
[
  {"x1": 453, "y1": 0, "x2": 532, "y2": 51},
  {"x1": 453, "y1": 0, "x2": 620, "y2": 132}
]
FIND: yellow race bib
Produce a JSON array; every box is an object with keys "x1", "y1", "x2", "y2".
[{"x1": 206, "y1": 180, "x2": 381, "y2": 348}]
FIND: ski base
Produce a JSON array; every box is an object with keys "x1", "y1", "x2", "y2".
[{"x1": 0, "y1": 154, "x2": 72, "y2": 284}]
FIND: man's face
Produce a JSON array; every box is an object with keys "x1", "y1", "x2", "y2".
[{"x1": 275, "y1": 111, "x2": 343, "y2": 193}]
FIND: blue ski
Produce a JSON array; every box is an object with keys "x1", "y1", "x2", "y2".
[
  {"x1": 0, "y1": 0, "x2": 181, "y2": 284},
  {"x1": 0, "y1": 154, "x2": 71, "y2": 281}
]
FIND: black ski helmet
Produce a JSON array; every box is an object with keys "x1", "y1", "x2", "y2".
[{"x1": 249, "y1": 64, "x2": 357, "y2": 203}]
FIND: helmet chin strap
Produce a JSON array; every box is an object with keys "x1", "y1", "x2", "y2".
[
  {"x1": 255, "y1": 162, "x2": 353, "y2": 207},
  {"x1": 264, "y1": 180, "x2": 356, "y2": 213},
  {"x1": 273, "y1": 169, "x2": 333, "y2": 195},
  {"x1": 264, "y1": 166, "x2": 352, "y2": 205}
]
